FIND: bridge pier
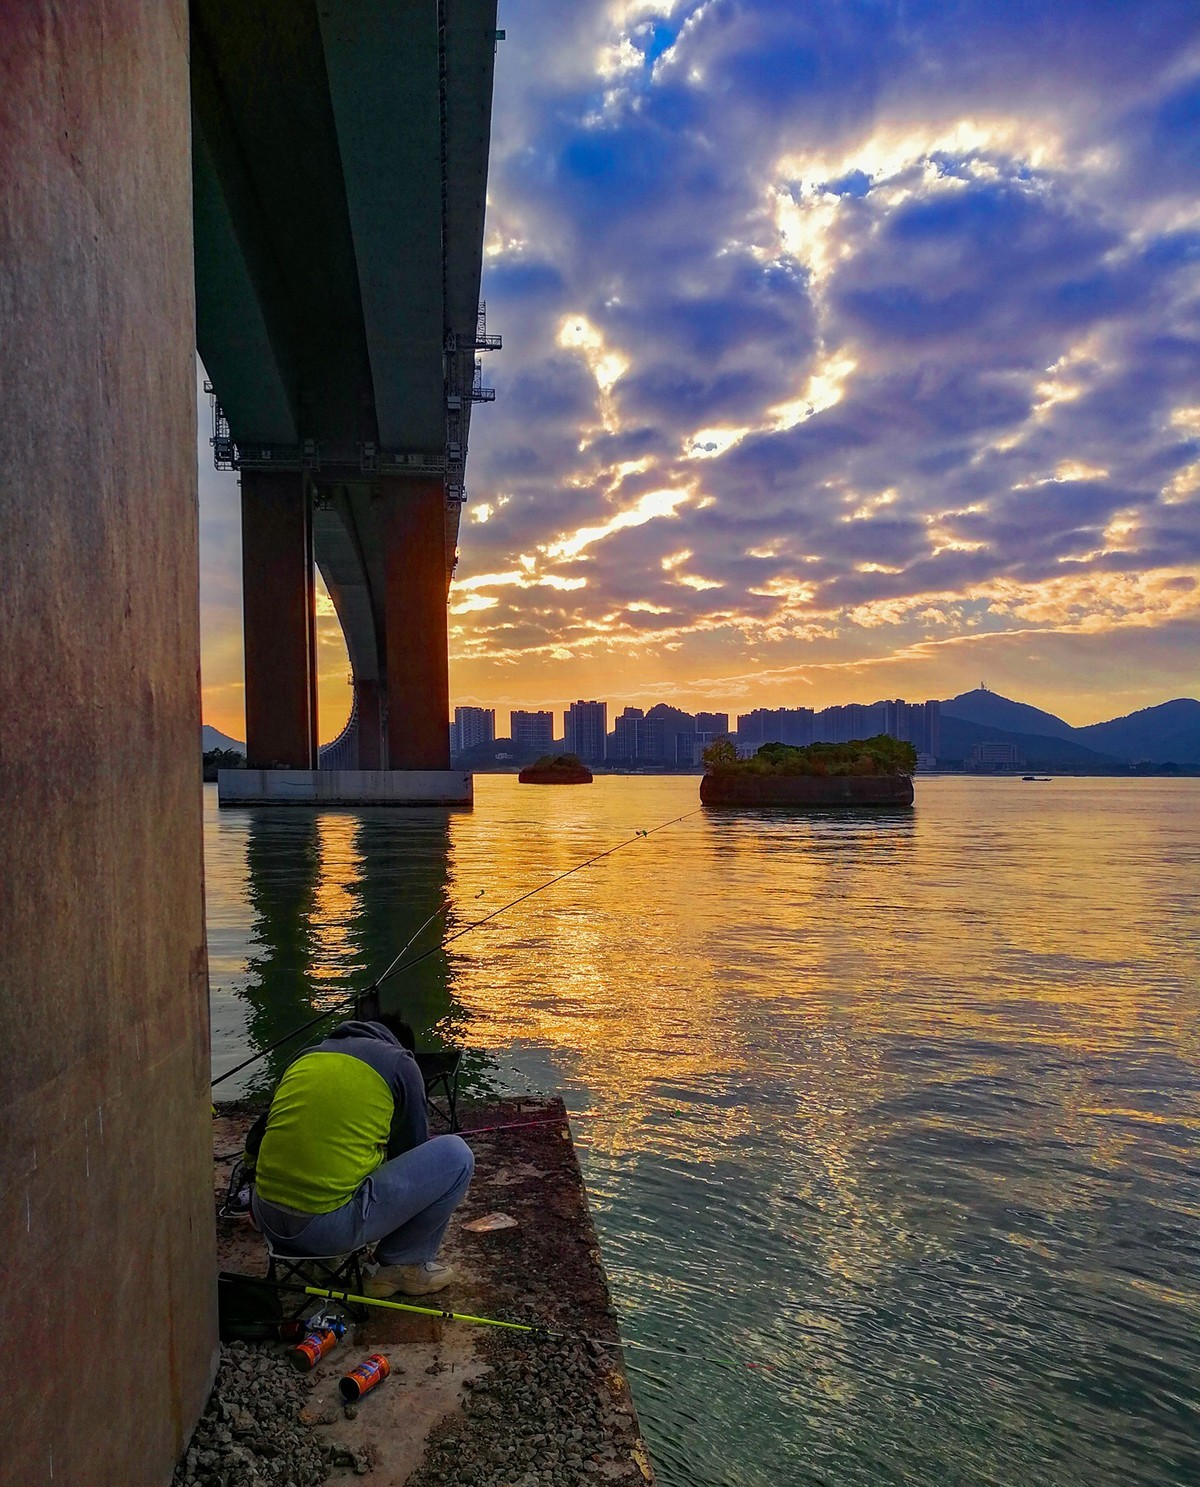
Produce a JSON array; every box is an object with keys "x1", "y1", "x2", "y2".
[
  {"x1": 2, "y1": 1, "x2": 217, "y2": 1477},
  {"x1": 355, "y1": 678, "x2": 385, "y2": 769},
  {"x1": 240, "y1": 470, "x2": 319, "y2": 769},
  {"x1": 383, "y1": 476, "x2": 451, "y2": 770}
]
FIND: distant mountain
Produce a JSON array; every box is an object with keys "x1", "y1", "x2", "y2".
[
  {"x1": 644, "y1": 702, "x2": 696, "y2": 728},
  {"x1": 202, "y1": 725, "x2": 244, "y2": 754},
  {"x1": 941, "y1": 688, "x2": 1076, "y2": 740},
  {"x1": 938, "y1": 715, "x2": 1118, "y2": 768},
  {"x1": 1077, "y1": 699, "x2": 1200, "y2": 765},
  {"x1": 938, "y1": 688, "x2": 1200, "y2": 765}
]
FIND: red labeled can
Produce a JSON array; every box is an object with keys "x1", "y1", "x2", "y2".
[
  {"x1": 339, "y1": 1353, "x2": 390, "y2": 1401},
  {"x1": 288, "y1": 1327, "x2": 340, "y2": 1372}
]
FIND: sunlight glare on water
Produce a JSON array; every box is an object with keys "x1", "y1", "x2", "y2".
[{"x1": 205, "y1": 776, "x2": 1200, "y2": 1487}]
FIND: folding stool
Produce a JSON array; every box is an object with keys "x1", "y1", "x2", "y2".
[{"x1": 264, "y1": 1240, "x2": 371, "y2": 1320}]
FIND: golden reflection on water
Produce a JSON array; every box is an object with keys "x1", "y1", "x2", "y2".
[
  {"x1": 307, "y1": 813, "x2": 364, "y2": 990},
  {"x1": 204, "y1": 777, "x2": 1200, "y2": 1487}
]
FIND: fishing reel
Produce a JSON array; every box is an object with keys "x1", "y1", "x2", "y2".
[{"x1": 218, "y1": 1156, "x2": 254, "y2": 1219}]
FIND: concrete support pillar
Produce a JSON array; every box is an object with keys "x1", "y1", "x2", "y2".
[
  {"x1": 355, "y1": 679, "x2": 385, "y2": 769},
  {"x1": 241, "y1": 470, "x2": 318, "y2": 768},
  {"x1": 0, "y1": 4, "x2": 216, "y2": 1482},
  {"x1": 381, "y1": 477, "x2": 450, "y2": 769}
]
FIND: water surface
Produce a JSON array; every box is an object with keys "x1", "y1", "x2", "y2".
[{"x1": 206, "y1": 776, "x2": 1200, "y2": 1487}]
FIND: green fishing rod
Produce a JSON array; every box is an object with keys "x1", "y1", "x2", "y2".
[
  {"x1": 211, "y1": 806, "x2": 703, "y2": 1090},
  {"x1": 300, "y1": 1285, "x2": 773, "y2": 1373}
]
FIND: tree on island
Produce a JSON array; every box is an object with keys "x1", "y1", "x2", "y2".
[
  {"x1": 702, "y1": 735, "x2": 917, "y2": 777},
  {"x1": 203, "y1": 747, "x2": 245, "y2": 782},
  {"x1": 519, "y1": 751, "x2": 593, "y2": 784}
]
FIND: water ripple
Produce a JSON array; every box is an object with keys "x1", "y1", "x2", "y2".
[{"x1": 205, "y1": 776, "x2": 1200, "y2": 1486}]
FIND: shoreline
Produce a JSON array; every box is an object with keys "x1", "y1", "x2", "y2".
[{"x1": 205, "y1": 1098, "x2": 657, "y2": 1487}]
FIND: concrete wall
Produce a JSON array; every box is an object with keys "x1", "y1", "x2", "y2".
[
  {"x1": 218, "y1": 768, "x2": 473, "y2": 806},
  {"x1": 0, "y1": 5, "x2": 217, "y2": 1484}
]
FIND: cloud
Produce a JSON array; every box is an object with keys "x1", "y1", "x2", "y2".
[{"x1": 196, "y1": 4, "x2": 1200, "y2": 729}]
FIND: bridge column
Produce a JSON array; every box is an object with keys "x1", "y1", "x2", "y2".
[
  {"x1": 355, "y1": 679, "x2": 384, "y2": 769},
  {"x1": 382, "y1": 476, "x2": 450, "y2": 769},
  {"x1": 241, "y1": 470, "x2": 318, "y2": 768}
]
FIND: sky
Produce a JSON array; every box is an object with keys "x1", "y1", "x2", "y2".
[{"x1": 199, "y1": 0, "x2": 1200, "y2": 742}]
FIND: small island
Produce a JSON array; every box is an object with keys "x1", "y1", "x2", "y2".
[
  {"x1": 700, "y1": 735, "x2": 915, "y2": 807},
  {"x1": 518, "y1": 752, "x2": 594, "y2": 785}
]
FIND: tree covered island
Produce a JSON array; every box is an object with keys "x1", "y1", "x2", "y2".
[
  {"x1": 700, "y1": 735, "x2": 916, "y2": 806},
  {"x1": 518, "y1": 752, "x2": 594, "y2": 784}
]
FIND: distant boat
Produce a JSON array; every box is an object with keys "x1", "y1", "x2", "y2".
[{"x1": 1022, "y1": 775, "x2": 1052, "y2": 781}]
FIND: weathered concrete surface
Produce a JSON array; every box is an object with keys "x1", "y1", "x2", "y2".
[
  {"x1": 701, "y1": 771, "x2": 915, "y2": 806},
  {"x1": 212, "y1": 1099, "x2": 656, "y2": 1485},
  {"x1": 0, "y1": 5, "x2": 217, "y2": 1484},
  {"x1": 218, "y1": 769, "x2": 473, "y2": 806},
  {"x1": 384, "y1": 478, "x2": 453, "y2": 770}
]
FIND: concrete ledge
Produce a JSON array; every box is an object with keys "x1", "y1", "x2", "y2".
[
  {"x1": 217, "y1": 769, "x2": 473, "y2": 807},
  {"x1": 701, "y1": 771, "x2": 914, "y2": 807},
  {"x1": 212, "y1": 1097, "x2": 657, "y2": 1485}
]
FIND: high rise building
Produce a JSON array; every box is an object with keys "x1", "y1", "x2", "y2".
[
  {"x1": 452, "y1": 705, "x2": 495, "y2": 753},
  {"x1": 564, "y1": 700, "x2": 607, "y2": 763},
  {"x1": 640, "y1": 715, "x2": 669, "y2": 764},
  {"x1": 880, "y1": 699, "x2": 941, "y2": 755},
  {"x1": 814, "y1": 702, "x2": 885, "y2": 742},
  {"x1": 510, "y1": 710, "x2": 554, "y2": 753},
  {"x1": 611, "y1": 707, "x2": 644, "y2": 761},
  {"x1": 737, "y1": 707, "x2": 814, "y2": 748},
  {"x1": 695, "y1": 711, "x2": 730, "y2": 736},
  {"x1": 911, "y1": 700, "x2": 941, "y2": 757}
]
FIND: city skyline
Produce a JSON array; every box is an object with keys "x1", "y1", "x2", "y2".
[
  {"x1": 450, "y1": 693, "x2": 946, "y2": 737},
  {"x1": 198, "y1": 1, "x2": 1200, "y2": 742},
  {"x1": 203, "y1": 670, "x2": 1196, "y2": 748}
]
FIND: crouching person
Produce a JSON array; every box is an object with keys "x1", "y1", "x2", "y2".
[{"x1": 245, "y1": 1016, "x2": 473, "y2": 1297}]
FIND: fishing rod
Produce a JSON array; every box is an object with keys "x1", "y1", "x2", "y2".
[
  {"x1": 300, "y1": 1284, "x2": 773, "y2": 1373},
  {"x1": 211, "y1": 807, "x2": 703, "y2": 1090}
]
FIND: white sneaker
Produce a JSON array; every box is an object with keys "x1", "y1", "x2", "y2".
[{"x1": 366, "y1": 1260, "x2": 456, "y2": 1298}]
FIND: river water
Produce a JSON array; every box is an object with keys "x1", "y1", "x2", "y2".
[{"x1": 205, "y1": 775, "x2": 1200, "y2": 1487}]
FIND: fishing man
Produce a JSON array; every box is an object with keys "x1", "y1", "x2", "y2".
[{"x1": 243, "y1": 1016, "x2": 473, "y2": 1298}]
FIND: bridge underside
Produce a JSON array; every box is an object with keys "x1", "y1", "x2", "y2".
[{"x1": 192, "y1": 0, "x2": 497, "y2": 769}]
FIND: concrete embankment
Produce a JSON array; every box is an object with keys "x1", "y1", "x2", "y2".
[
  {"x1": 206, "y1": 1098, "x2": 656, "y2": 1487},
  {"x1": 700, "y1": 771, "x2": 914, "y2": 806}
]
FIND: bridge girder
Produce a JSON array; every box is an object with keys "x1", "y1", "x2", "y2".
[{"x1": 192, "y1": 0, "x2": 499, "y2": 764}]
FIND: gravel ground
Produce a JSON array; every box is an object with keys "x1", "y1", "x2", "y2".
[
  {"x1": 404, "y1": 1108, "x2": 653, "y2": 1487},
  {"x1": 409, "y1": 1332, "x2": 647, "y2": 1487},
  {"x1": 173, "y1": 1342, "x2": 375, "y2": 1486}
]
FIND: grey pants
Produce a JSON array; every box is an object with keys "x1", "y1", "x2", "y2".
[{"x1": 252, "y1": 1133, "x2": 474, "y2": 1266}]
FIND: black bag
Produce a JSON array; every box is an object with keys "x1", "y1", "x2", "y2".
[{"x1": 217, "y1": 1271, "x2": 289, "y2": 1343}]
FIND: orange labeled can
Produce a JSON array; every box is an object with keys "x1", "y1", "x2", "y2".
[
  {"x1": 289, "y1": 1327, "x2": 340, "y2": 1372},
  {"x1": 339, "y1": 1353, "x2": 390, "y2": 1401}
]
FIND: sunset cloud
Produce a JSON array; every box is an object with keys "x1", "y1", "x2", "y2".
[{"x1": 199, "y1": 1, "x2": 1200, "y2": 737}]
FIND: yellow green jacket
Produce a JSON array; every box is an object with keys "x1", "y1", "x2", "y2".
[{"x1": 249, "y1": 1020, "x2": 427, "y2": 1214}]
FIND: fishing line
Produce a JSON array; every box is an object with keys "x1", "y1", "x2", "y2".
[
  {"x1": 460, "y1": 1115, "x2": 569, "y2": 1138},
  {"x1": 211, "y1": 807, "x2": 702, "y2": 1090},
  {"x1": 300, "y1": 1284, "x2": 772, "y2": 1374},
  {"x1": 211, "y1": 899, "x2": 451, "y2": 1090}
]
